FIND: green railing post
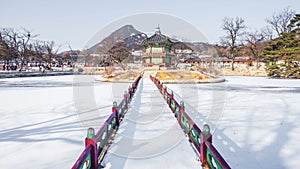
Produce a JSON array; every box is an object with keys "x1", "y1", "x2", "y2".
[
  {"x1": 85, "y1": 128, "x2": 98, "y2": 169},
  {"x1": 167, "y1": 90, "x2": 172, "y2": 106},
  {"x1": 86, "y1": 128, "x2": 95, "y2": 139},
  {"x1": 200, "y1": 124, "x2": 212, "y2": 167},
  {"x1": 178, "y1": 101, "x2": 184, "y2": 123},
  {"x1": 180, "y1": 101, "x2": 185, "y2": 108}
]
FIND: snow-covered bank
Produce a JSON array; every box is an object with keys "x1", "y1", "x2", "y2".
[
  {"x1": 0, "y1": 71, "x2": 75, "y2": 78},
  {"x1": 167, "y1": 76, "x2": 300, "y2": 169}
]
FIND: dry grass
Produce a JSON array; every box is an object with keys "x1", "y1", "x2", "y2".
[
  {"x1": 155, "y1": 71, "x2": 219, "y2": 83},
  {"x1": 97, "y1": 71, "x2": 141, "y2": 82}
]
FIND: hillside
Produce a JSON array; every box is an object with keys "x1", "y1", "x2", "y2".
[
  {"x1": 87, "y1": 24, "x2": 216, "y2": 55},
  {"x1": 185, "y1": 42, "x2": 215, "y2": 54},
  {"x1": 88, "y1": 25, "x2": 147, "y2": 54}
]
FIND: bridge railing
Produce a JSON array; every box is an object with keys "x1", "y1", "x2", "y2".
[
  {"x1": 71, "y1": 74, "x2": 142, "y2": 169},
  {"x1": 150, "y1": 75, "x2": 230, "y2": 169}
]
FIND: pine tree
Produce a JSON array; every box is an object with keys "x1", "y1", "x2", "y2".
[{"x1": 262, "y1": 13, "x2": 300, "y2": 78}]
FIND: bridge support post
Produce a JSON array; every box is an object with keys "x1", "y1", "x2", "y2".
[
  {"x1": 200, "y1": 124, "x2": 212, "y2": 167},
  {"x1": 85, "y1": 128, "x2": 98, "y2": 169}
]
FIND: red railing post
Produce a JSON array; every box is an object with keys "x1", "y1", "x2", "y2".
[
  {"x1": 112, "y1": 101, "x2": 119, "y2": 126},
  {"x1": 85, "y1": 128, "x2": 98, "y2": 169},
  {"x1": 200, "y1": 124, "x2": 212, "y2": 167},
  {"x1": 159, "y1": 82, "x2": 163, "y2": 91}
]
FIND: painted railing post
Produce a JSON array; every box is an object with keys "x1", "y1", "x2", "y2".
[
  {"x1": 170, "y1": 90, "x2": 174, "y2": 100},
  {"x1": 132, "y1": 80, "x2": 136, "y2": 90},
  {"x1": 128, "y1": 85, "x2": 132, "y2": 99},
  {"x1": 179, "y1": 101, "x2": 184, "y2": 123},
  {"x1": 163, "y1": 85, "x2": 166, "y2": 98},
  {"x1": 112, "y1": 101, "x2": 119, "y2": 126},
  {"x1": 167, "y1": 90, "x2": 173, "y2": 106},
  {"x1": 200, "y1": 124, "x2": 212, "y2": 167},
  {"x1": 124, "y1": 91, "x2": 128, "y2": 110},
  {"x1": 85, "y1": 128, "x2": 98, "y2": 169},
  {"x1": 170, "y1": 90, "x2": 174, "y2": 107},
  {"x1": 159, "y1": 82, "x2": 163, "y2": 92}
]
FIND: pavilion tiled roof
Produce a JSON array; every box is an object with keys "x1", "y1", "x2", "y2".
[
  {"x1": 146, "y1": 33, "x2": 168, "y2": 43},
  {"x1": 142, "y1": 26, "x2": 177, "y2": 45}
]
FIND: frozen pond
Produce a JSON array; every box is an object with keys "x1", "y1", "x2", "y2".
[
  {"x1": 0, "y1": 75, "x2": 130, "y2": 169},
  {"x1": 0, "y1": 75, "x2": 299, "y2": 169},
  {"x1": 167, "y1": 76, "x2": 300, "y2": 169}
]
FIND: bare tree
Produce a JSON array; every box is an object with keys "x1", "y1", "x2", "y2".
[
  {"x1": 244, "y1": 31, "x2": 266, "y2": 68},
  {"x1": 43, "y1": 41, "x2": 59, "y2": 64},
  {"x1": 261, "y1": 26, "x2": 274, "y2": 41},
  {"x1": 214, "y1": 44, "x2": 227, "y2": 58},
  {"x1": 0, "y1": 31, "x2": 11, "y2": 63},
  {"x1": 107, "y1": 42, "x2": 130, "y2": 70},
  {"x1": 1, "y1": 27, "x2": 37, "y2": 70},
  {"x1": 31, "y1": 40, "x2": 46, "y2": 62},
  {"x1": 1, "y1": 28, "x2": 21, "y2": 64},
  {"x1": 80, "y1": 48, "x2": 94, "y2": 66},
  {"x1": 221, "y1": 16, "x2": 246, "y2": 70},
  {"x1": 266, "y1": 7, "x2": 296, "y2": 36}
]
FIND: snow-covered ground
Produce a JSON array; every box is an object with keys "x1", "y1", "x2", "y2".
[
  {"x1": 0, "y1": 75, "x2": 299, "y2": 169},
  {"x1": 0, "y1": 75, "x2": 129, "y2": 169}
]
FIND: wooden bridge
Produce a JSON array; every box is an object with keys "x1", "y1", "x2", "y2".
[{"x1": 71, "y1": 73, "x2": 230, "y2": 169}]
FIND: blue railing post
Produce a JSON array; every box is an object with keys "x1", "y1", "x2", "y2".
[
  {"x1": 200, "y1": 124, "x2": 212, "y2": 167},
  {"x1": 85, "y1": 128, "x2": 98, "y2": 169}
]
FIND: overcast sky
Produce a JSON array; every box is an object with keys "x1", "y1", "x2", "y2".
[{"x1": 0, "y1": 0, "x2": 299, "y2": 51}]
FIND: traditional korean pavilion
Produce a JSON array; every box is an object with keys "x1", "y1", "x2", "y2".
[{"x1": 141, "y1": 26, "x2": 176, "y2": 67}]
